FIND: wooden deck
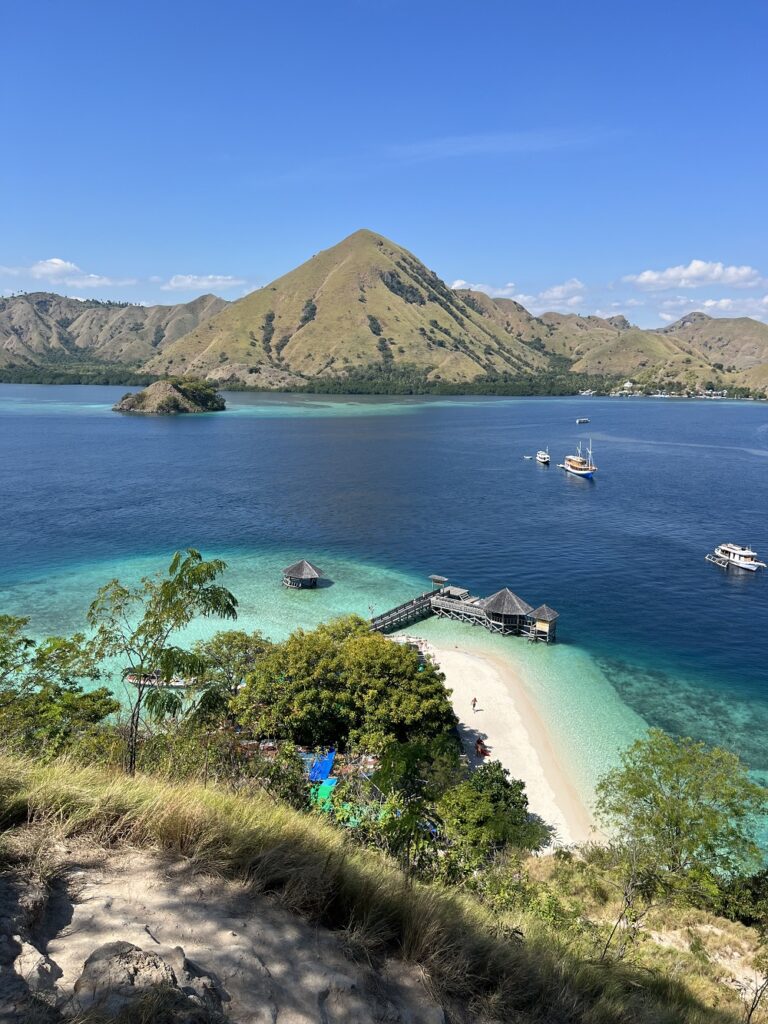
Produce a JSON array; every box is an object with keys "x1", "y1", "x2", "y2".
[{"x1": 370, "y1": 583, "x2": 558, "y2": 642}]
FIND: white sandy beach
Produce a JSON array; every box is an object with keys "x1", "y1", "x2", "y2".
[{"x1": 424, "y1": 641, "x2": 595, "y2": 846}]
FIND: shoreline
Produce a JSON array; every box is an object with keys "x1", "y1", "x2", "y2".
[{"x1": 423, "y1": 639, "x2": 596, "y2": 846}]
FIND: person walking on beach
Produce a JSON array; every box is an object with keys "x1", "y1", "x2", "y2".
[{"x1": 471, "y1": 696, "x2": 477, "y2": 713}]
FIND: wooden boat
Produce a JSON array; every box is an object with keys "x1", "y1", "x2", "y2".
[{"x1": 561, "y1": 440, "x2": 597, "y2": 478}]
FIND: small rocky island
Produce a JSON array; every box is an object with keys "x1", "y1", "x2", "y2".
[{"x1": 113, "y1": 378, "x2": 226, "y2": 415}]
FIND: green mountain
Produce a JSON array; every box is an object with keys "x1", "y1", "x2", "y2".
[
  {"x1": 0, "y1": 291, "x2": 227, "y2": 373},
  {"x1": 3, "y1": 231, "x2": 768, "y2": 395},
  {"x1": 143, "y1": 229, "x2": 551, "y2": 386}
]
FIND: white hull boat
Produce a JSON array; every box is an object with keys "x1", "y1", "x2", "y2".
[
  {"x1": 561, "y1": 440, "x2": 597, "y2": 478},
  {"x1": 706, "y1": 543, "x2": 766, "y2": 571}
]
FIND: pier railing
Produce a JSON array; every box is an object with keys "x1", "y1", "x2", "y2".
[
  {"x1": 370, "y1": 584, "x2": 557, "y2": 642},
  {"x1": 370, "y1": 590, "x2": 437, "y2": 632},
  {"x1": 430, "y1": 595, "x2": 486, "y2": 619}
]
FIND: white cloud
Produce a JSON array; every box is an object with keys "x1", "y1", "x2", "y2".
[
  {"x1": 537, "y1": 277, "x2": 584, "y2": 301},
  {"x1": 451, "y1": 278, "x2": 517, "y2": 298},
  {"x1": 624, "y1": 259, "x2": 764, "y2": 290},
  {"x1": 160, "y1": 273, "x2": 247, "y2": 292},
  {"x1": 655, "y1": 293, "x2": 768, "y2": 322},
  {"x1": 452, "y1": 276, "x2": 585, "y2": 312},
  {"x1": 513, "y1": 279, "x2": 585, "y2": 314},
  {"x1": 0, "y1": 257, "x2": 136, "y2": 288}
]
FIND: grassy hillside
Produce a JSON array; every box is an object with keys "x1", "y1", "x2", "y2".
[
  {"x1": 144, "y1": 229, "x2": 551, "y2": 385},
  {"x1": 3, "y1": 236, "x2": 768, "y2": 395},
  {"x1": 0, "y1": 292, "x2": 228, "y2": 372},
  {"x1": 0, "y1": 754, "x2": 756, "y2": 1024}
]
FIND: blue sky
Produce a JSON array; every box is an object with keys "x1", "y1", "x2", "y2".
[{"x1": 1, "y1": 0, "x2": 766, "y2": 326}]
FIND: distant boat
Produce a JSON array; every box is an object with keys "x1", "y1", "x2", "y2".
[
  {"x1": 523, "y1": 455, "x2": 533, "y2": 460},
  {"x1": 536, "y1": 448, "x2": 550, "y2": 465},
  {"x1": 576, "y1": 417, "x2": 590, "y2": 424},
  {"x1": 706, "y1": 543, "x2": 766, "y2": 572},
  {"x1": 561, "y1": 439, "x2": 597, "y2": 479}
]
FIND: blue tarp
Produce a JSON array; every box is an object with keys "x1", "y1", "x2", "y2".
[{"x1": 309, "y1": 749, "x2": 336, "y2": 782}]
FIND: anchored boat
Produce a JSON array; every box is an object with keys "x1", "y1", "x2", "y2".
[
  {"x1": 706, "y1": 543, "x2": 766, "y2": 571},
  {"x1": 561, "y1": 440, "x2": 597, "y2": 479},
  {"x1": 576, "y1": 417, "x2": 590, "y2": 424},
  {"x1": 536, "y1": 448, "x2": 550, "y2": 464}
]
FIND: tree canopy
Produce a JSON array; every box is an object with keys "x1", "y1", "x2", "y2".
[
  {"x1": 0, "y1": 615, "x2": 117, "y2": 757},
  {"x1": 234, "y1": 616, "x2": 456, "y2": 750},
  {"x1": 596, "y1": 728, "x2": 766, "y2": 891},
  {"x1": 87, "y1": 548, "x2": 238, "y2": 773}
]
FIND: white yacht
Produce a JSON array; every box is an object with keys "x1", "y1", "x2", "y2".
[
  {"x1": 706, "y1": 543, "x2": 766, "y2": 572},
  {"x1": 536, "y1": 448, "x2": 550, "y2": 464}
]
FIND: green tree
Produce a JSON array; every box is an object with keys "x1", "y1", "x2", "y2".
[
  {"x1": 596, "y1": 729, "x2": 766, "y2": 889},
  {"x1": 0, "y1": 615, "x2": 117, "y2": 757},
  {"x1": 368, "y1": 740, "x2": 457, "y2": 878},
  {"x1": 593, "y1": 729, "x2": 766, "y2": 961},
  {"x1": 188, "y1": 629, "x2": 272, "y2": 726},
  {"x1": 234, "y1": 616, "x2": 455, "y2": 750},
  {"x1": 87, "y1": 549, "x2": 238, "y2": 775},
  {"x1": 438, "y1": 761, "x2": 552, "y2": 877}
]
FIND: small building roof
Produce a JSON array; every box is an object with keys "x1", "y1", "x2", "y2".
[
  {"x1": 429, "y1": 574, "x2": 449, "y2": 583},
  {"x1": 482, "y1": 588, "x2": 534, "y2": 617},
  {"x1": 282, "y1": 559, "x2": 323, "y2": 579},
  {"x1": 531, "y1": 604, "x2": 559, "y2": 622}
]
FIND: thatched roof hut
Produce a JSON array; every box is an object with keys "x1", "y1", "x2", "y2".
[
  {"x1": 482, "y1": 588, "x2": 534, "y2": 618},
  {"x1": 530, "y1": 604, "x2": 559, "y2": 622},
  {"x1": 282, "y1": 559, "x2": 324, "y2": 589}
]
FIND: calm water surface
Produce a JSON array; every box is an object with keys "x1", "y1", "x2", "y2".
[{"x1": 1, "y1": 385, "x2": 766, "y2": 792}]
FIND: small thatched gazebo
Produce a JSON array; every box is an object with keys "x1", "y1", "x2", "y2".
[
  {"x1": 282, "y1": 559, "x2": 324, "y2": 589},
  {"x1": 529, "y1": 604, "x2": 559, "y2": 643},
  {"x1": 482, "y1": 588, "x2": 534, "y2": 634}
]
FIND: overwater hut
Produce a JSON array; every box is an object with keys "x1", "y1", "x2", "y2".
[
  {"x1": 282, "y1": 559, "x2": 324, "y2": 589},
  {"x1": 528, "y1": 604, "x2": 559, "y2": 643},
  {"x1": 481, "y1": 588, "x2": 534, "y2": 634}
]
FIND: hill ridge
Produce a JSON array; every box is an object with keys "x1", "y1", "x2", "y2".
[{"x1": 2, "y1": 230, "x2": 768, "y2": 395}]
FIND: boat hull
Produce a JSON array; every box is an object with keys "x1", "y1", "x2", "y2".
[{"x1": 563, "y1": 466, "x2": 593, "y2": 478}]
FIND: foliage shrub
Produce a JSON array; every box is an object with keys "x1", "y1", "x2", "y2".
[{"x1": 234, "y1": 616, "x2": 456, "y2": 750}]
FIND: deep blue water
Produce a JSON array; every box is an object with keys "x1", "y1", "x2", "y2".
[{"x1": 1, "y1": 385, "x2": 767, "y2": 779}]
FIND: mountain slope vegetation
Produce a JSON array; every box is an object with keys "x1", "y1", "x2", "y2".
[
  {"x1": 0, "y1": 291, "x2": 227, "y2": 374},
  {"x1": 144, "y1": 228, "x2": 552, "y2": 385},
  {"x1": 2, "y1": 231, "x2": 768, "y2": 394}
]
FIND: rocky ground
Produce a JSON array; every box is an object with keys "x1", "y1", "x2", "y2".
[{"x1": 0, "y1": 846, "x2": 445, "y2": 1023}]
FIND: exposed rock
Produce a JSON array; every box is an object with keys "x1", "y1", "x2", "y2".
[
  {"x1": 607, "y1": 315, "x2": 631, "y2": 330},
  {"x1": 66, "y1": 940, "x2": 223, "y2": 1019},
  {"x1": 113, "y1": 379, "x2": 226, "y2": 415},
  {"x1": 0, "y1": 848, "x2": 445, "y2": 1023}
]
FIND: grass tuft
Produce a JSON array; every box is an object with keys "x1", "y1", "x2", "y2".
[{"x1": 0, "y1": 755, "x2": 743, "y2": 1024}]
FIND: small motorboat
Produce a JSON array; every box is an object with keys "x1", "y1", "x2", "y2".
[
  {"x1": 523, "y1": 455, "x2": 533, "y2": 460},
  {"x1": 536, "y1": 448, "x2": 550, "y2": 464},
  {"x1": 706, "y1": 543, "x2": 766, "y2": 571},
  {"x1": 576, "y1": 417, "x2": 590, "y2": 424}
]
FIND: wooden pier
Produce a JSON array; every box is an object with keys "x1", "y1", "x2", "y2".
[{"x1": 370, "y1": 578, "x2": 559, "y2": 643}]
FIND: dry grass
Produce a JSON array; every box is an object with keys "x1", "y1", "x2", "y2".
[{"x1": 0, "y1": 754, "x2": 746, "y2": 1024}]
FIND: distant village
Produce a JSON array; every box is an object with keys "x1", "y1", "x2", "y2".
[{"x1": 588, "y1": 381, "x2": 753, "y2": 400}]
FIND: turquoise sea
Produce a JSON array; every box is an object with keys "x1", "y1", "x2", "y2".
[{"x1": 1, "y1": 385, "x2": 766, "y2": 817}]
